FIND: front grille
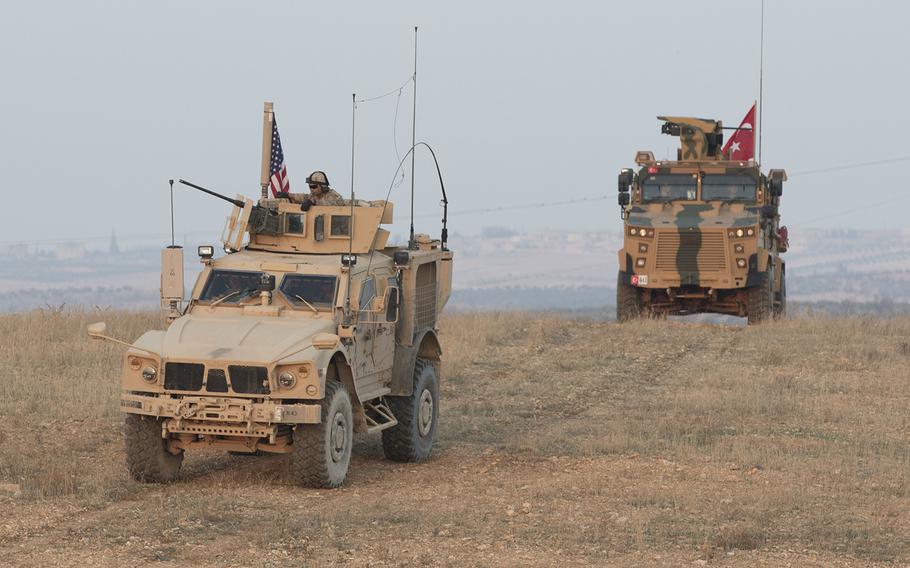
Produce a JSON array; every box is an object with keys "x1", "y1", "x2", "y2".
[
  {"x1": 206, "y1": 369, "x2": 228, "y2": 393},
  {"x1": 164, "y1": 362, "x2": 204, "y2": 391},
  {"x1": 228, "y1": 366, "x2": 270, "y2": 394},
  {"x1": 655, "y1": 231, "x2": 727, "y2": 272}
]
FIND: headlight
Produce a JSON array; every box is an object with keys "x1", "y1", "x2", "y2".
[
  {"x1": 141, "y1": 366, "x2": 158, "y2": 383},
  {"x1": 278, "y1": 371, "x2": 297, "y2": 389}
]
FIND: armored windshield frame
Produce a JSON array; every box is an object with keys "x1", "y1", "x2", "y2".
[
  {"x1": 198, "y1": 269, "x2": 266, "y2": 305},
  {"x1": 701, "y1": 173, "x2": 759, "y2": 202},
  {"x1": 279, "y1": 274, "x2": 338, "y2": 311},
  {"x1": 641, "y1": 173, "x2": 698, "y2": 202}
]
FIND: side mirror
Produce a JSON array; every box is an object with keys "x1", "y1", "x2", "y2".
[
  {"x1": 618, "y1": 168, "x2": 634, "y2": 193},
  {"x1": 385, "y1": 288, "x2": 400, "y2": 323},
  {"x1": 618, "y1": 193, "x2": 630, "y2": 206},
  {"x1": 768, "y1": 178, "x2": 783, "y2": 197},
  {"x1": 86, "y1": 322, "x2": 108, "y2": 339},
  {"x1": 314, "y1": 214, "x2": 325, "y2": 242}
]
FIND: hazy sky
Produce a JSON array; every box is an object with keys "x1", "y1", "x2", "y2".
[{"x1": 2, "y1": 1, "x2": 909, "y2": 247}]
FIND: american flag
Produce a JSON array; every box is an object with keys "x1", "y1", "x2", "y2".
[{"x1": 269, "y1": 116, "x2": 290, "y2": 196}]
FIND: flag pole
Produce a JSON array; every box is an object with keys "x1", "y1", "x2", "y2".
[
  {"x1": 757, "y1": 0, "x2": 765, "y2": 166},
  {"x1": 260, "y1": 101, "x2": 274, "y2": 199}
]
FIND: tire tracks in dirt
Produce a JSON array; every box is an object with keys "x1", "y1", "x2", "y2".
[{"x1": 504, "y1": 320, "x2": 746, "y2": 455}]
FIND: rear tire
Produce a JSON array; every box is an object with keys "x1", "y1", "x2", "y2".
[
  {"x1": 616, "y1": 274, "x2": 642, "y2": 323},
  {"x1": 382, "y1": 358, "x2": 439, "y2": 463},
  {"x1": 124, "y1": 414, "x2": 183, "y2": 483},
  {"x1": 291, "y1": 380, "x2": 353, "y2": 488},
  {"x1": 747, "y1": 270, "x2": 774, "y2": 325}
]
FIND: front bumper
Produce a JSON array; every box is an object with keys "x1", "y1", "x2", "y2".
[
  {"x1": 120, "y1": 393, "x2": 321, "y2": 435},
  {"x1": 618, "y1": 269, "x2": 751, "y2": 290}
]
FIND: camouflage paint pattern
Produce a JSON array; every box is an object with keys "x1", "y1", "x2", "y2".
[{"x1": 617, "y1": 115, "x2": 787, "y2": 319}]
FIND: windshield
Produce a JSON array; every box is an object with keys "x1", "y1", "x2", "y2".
[
  {"x1": 199, "y1": 270, "x2": 263, "y2": 304},
  {"x1": 702, "y1": 174, "x2": 757, "y2": 201},
  {"x1": 642, "y1": 174, "x2": 698, "y2": 202},
  {"x1": 280, "y1": 274, "x2": 337, "y2": 310}
]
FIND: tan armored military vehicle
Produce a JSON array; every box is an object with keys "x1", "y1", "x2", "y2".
[
  {"x1": 88, "y1": 110, "x2": 453, "y2": 488},
  {"x1": 616, "y1": 116, "x2": 788, "y2": 324}
]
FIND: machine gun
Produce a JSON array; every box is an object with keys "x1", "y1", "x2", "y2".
[
  {"x1": 178, "y1": 179, "x2": 246, "y2": 207},
  {"x1": 657, "y1": 116, "x2": 725, "y2": 161},
  {"x1": 178, "y1": 179, "x2": 282, "y2": 247}
]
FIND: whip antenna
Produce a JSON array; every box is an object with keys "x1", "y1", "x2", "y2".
[
  {"x1": 344, "y1": 93, "x2": 356, "y2": 324},
  {"x1": 168, "y1": 179, "x2": 175, "y2": 247},
  {"x1": 758, "y1": 0, "x2": 765, "y2": 165},
  {"x1": 408, "y1": 26, "x2": 418, "y2": 249}
]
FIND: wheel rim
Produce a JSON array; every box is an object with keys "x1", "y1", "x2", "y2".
[
  {"x1": 417, "y1": 388, "x2": 434, "y2": 437},
  {"x1": 330, "y1": 412, "x2": 348, "y2": 463}
]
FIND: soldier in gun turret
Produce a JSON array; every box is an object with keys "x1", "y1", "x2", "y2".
[{"x1": 279, "y1": 171, "x2": 345, "y2": 210}]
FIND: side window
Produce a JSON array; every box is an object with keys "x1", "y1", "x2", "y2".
[
  {"x1": 385, "y1": 277, "x2": 400, "y2": 323},
  {"x1": 358, "y1": 277, "x2": 376, "y2": 313},
  {"x1": 286, "y1": 213, "x2": 305, "y2": 235},
  {"x1": 330, "y1": 215, "x2": 351, "y2": 237}
]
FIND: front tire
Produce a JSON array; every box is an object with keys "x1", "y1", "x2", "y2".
[
  {"x1": 124, "y1": 414, "x2": 183, "y2": 483},
  {"x1": 291, "y1": 380, "x2": 353, "y2": 488},
  {"x1": 747, "y1": 270, "x2": 774, "y2": 325},
  {"x1": 616, "y1": 274, "x2": 642, "y2": 322},
  {"x1": 382, "y1": 358, "x2": 439, "y2": 462}
]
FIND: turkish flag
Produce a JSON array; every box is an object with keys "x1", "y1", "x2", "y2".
[{"x1": 722, "y1": 104, "x2": 756, "y2": 160}]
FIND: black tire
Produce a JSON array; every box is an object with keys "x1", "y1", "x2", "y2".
[
  {"x1": 124, "y1": 414, "x2": 183, "y2": 483},
  {"x1": 382, "y1": 358, "x2": 439, "y2": 463},
  {"x1": 774, "y1": 269, "x2": 787, "y2": 319},
  {"x1": 616, "y1": 274, "x2": 642, "y2": 323},
  {"x1": 291, "y1": 380, "x2": 353, "y2": 488},
  {"x1": 747, "y1": 270, "x2": 774, "y2": 325}
]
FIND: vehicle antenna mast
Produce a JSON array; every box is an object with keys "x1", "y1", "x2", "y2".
[
  {"x1": 168, "y1": 179, "x2": 175, "y2": 247},
  {"x1": 408, "y1": 26, "x2": 418, "y2": 250},
  {"x1": 758, "y1": 0, "x2": 765, "y2": 165},
  {"x1": 344, "y1": 93, "x2": 356, "y2": 325}
]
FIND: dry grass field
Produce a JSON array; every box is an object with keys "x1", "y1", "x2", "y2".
[{"x1": 1, "y1": 309, "x2": 910, "y2": 566}]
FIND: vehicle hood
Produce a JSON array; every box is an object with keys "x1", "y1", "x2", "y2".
[
  {"x1": 627, "y1": 203, "x2": 758, "y2": 230},
  {"x1": 161, "y1": 314, "x2": 336, "y2": 364}
]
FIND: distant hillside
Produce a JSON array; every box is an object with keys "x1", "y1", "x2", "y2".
[{"x1": 2, "y1": 227, "x2": 909, "y2": 312}]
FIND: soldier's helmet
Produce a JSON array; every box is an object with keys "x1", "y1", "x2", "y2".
[{"x1": 306, "y1": 171, "x2": 330, "y2": 189}]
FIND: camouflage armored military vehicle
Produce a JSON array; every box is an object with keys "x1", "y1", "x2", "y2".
[
  {"x1": 616, "y1": 116, "x2": 788, "y2": 324},
  {"x1": 88, "y1": 109, "x2": 453, "y2": 488}
]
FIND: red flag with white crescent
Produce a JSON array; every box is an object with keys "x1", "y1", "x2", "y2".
[{"x1": 722, "y1": 104, "x2": 756, "y2": 160}]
